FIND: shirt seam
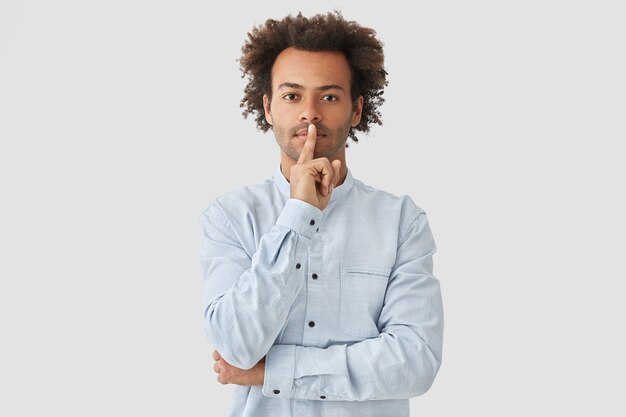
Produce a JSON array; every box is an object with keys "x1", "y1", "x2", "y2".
[
  {"x1": 273, "y1": 232, "x2": 300, "y2": 315},
  {"x1": 398, "y1": 210, "x2": 424, "y2": 245},
  {"x1": 353, "y1": 181, "x2": 401, "y2": 200},
  {"x1": 209, "y1": 200, "x2": 238, "y2": 235}
]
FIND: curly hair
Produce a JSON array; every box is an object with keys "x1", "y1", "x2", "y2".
[{"x1": 238, "y1": 10, "x2": 388, "y2": 145}]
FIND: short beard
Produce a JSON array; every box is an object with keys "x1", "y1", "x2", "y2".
[{"x1": 273, "y1": 116, "x2": 352, "y2": 161}]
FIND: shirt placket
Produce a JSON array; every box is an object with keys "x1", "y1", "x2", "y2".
[{"x1": 301, "y1": 214, "x2": 325, "y2": 348}]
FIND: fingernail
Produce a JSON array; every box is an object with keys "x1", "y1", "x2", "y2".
[{"x1": 308, "y1": 124, "x2": 313, "y2": 132}]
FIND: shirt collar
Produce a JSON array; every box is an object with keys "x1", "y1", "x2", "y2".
[{"x1": 273, "y1": 163, "x2": 354, "y2": 203}]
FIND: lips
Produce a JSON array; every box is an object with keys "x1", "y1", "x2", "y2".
[
  {"x1": 295, "y1": 128, "x2": 326, "y2": 139},
  {"x1": 296, "y1": 128, "x2": 325, "y2": 135},
  {"x1": 296, "y1": 133, "x2": 325, "y2": 140}
]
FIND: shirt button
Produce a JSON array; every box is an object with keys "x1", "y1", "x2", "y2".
[
  {"x1": 310, "y1": 219, "x2": 315, "y2": 225},
  {"x1": 273, "y1": 389, "x2": 280, "y2": 394},
  {"x1": 312, "y1": 273, "x2": 318, "y2": 280},
  {"x1": 295, "y1": 263, "x2": 301, "y2": 269},
  {"x1": 308, "y1": 321, "x2": 315, "y2": 327},
  {"x1": 316, "y1": 227, "x2": 319, "y2": 232},
  {"x1": 320, "y1": 395, "x2": 326, "y2": 399}
]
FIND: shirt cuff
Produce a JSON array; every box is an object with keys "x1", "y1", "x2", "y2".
[
  {"x1": 294, "y1": 345, "x2": 347, "y2": 379},
  {"x1": 275, "y1": 199, "x2": 323, "y2": 239},
  {"x1": 262, "y1": 344, "x2": 296, "y2": 399}
]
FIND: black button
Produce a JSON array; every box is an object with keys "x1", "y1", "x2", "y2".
[
  {"x1": 320, "y1": 395, "x2": 326, "y2": 399},
  {"x1": 316, "y1": 227, "x2": 319, "y2": 232},
  {"x1": 295, "y1": 263, "x2": 301, "y2": 269},
  {"x1": 273, "y1": 389, "x2": 280, "y2": 394},
  {"x1": 312, "y1": 273, "x2": 318, "y2": 280},
  {"x1": 310, "y1": 219, "x2": 315, "y2": 225},
  {"x1": 308, "y1": 321, "x2": 315, "y2": 327}
]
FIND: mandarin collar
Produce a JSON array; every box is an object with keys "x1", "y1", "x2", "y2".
[{"x1": 273, "y1": 163, "x2": 354, "y2": 203}]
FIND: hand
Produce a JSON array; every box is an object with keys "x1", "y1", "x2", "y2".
[
  {"x1": 289, "y1": 123, "x2": 342, "y2": 211},
  {"x1": 212, "y1": 350, "x2": 265, "y2": 386}
]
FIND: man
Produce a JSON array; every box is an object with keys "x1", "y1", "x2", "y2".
[{"x1": 199, "y1": 11, "x2": 443, "y2": 417}]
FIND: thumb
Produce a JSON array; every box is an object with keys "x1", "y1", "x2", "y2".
[{"x1": 332, "y1": 160, "x2": 342, "y2": 185}]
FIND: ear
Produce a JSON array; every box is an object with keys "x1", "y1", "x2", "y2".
[
  {"x1": 351, "y1": 96, "x2": 364, "y2": 126},
  {"x1": 263, "y1": 94, "x2": 273, "y2": 125}
]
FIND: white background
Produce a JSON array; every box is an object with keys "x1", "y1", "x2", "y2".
[{"x1": 1, "y1": 1, "x2": 624, "y2": 415}]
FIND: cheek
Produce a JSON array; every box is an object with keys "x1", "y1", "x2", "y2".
[
  {"x1": 330, "y1": 105, "x2": 355, "y2": 122},
  {"x1": 272, "y1": 108, "x2": 298, "y2": 129}
]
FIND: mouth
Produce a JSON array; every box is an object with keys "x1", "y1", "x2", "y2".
[
  {"x1": 295, "y1": 135, "x2": 326, "y2": 142},
  {"x1": 295, "y1": 128, "x2": 326, "y2": 141}
]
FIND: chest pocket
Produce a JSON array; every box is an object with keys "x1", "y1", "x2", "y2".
[{"x1": 339, "y1": 265, "x2": 392, "y2": 338}]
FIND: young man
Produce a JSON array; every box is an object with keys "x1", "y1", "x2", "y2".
[{"x1": 199, "y1": 11, "x2": 444, "y2": 417}]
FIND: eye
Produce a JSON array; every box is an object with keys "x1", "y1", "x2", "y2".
[
  {"x1": 282, "y1": 93, "x2": 298, "y2": 101},
  {"x1": 322, "y1": 95, "x2": 338, "y2": 102}
]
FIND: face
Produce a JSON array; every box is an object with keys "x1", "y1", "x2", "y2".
[{"x1": 263, "y1": 47, "x2": 364, "y2": 161}]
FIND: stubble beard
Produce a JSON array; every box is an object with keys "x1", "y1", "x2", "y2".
[{"x1": 273, "y1": 116, "x2": 353, "y2": 162}]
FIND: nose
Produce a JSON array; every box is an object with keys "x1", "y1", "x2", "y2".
[{"x1": 298, "y1": 99, "x2": 322, "y2": 123}]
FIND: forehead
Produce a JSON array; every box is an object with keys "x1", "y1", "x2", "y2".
[{"x1": 271, "y1": 47, "x2": 352, "y2": 90}]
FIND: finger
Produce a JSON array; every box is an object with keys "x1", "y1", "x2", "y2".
[
  {"x1": 332, "y1": 160, "x2": 341, "y2": 189},
  {"x1": 297, "y1": 124, "x2": 317, "y2": 164},
  {"x1": 318, "y1": 158, "x2": 333, "y2": 195}
]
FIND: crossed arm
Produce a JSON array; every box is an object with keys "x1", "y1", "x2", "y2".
[
  {"x1": 212, "y1": 349, "x2": 265, "y2": 386},
  {"x1": 201, "y1": 200, "x2": 443, "y2": 400}
]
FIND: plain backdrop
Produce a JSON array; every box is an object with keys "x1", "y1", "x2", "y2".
[{"x1": 1, "y1": 1, "x2": 624, "y2": 415}]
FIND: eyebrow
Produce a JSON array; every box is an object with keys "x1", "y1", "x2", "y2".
[{"x1": 277, "y1": 82, "x2": 345, "y2": 91}]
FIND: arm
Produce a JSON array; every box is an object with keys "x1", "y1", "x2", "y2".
[
  {"x1": 200, "y1": 198, "x2": 322, "y2": 369},
  {"x1": 261, "y1": 211, "x2": 444, "y2": 400},
  {"x1": 212, "y1": 350, "x2": 266, "y2": 386}
]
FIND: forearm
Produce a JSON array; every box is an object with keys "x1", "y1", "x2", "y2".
[
  {"x1": 263, "y1": 211, "x2": 444, "y2": 400},
  {"x1": 263, "y1": 321, "x2": 443, "y2": 401},
  {"x1": 203, "y1": 230, "x2": 308, "y2": 369},
  {"x1": 201, "y1": 199, "x2": 322, "y2": 369}
]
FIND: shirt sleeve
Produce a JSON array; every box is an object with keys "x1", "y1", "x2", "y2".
[
  {"x1": 200, "y1": 198, "x2": 323, "y2": 370},
  {"x1": 261, "y1": 211, "x2": 444, "y2": 400}
]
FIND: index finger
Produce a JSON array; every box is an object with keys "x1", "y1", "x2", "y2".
[{"x1": 297, "y1": 124, "x2": 317, "y2": 164}]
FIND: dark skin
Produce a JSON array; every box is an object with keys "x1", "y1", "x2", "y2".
[
  {"x1": 212, "y1": 48, "x2": 362, "y2": 387},
  {"x1": 212, "y1": 350, "x2": 266, "y2": 386},
  {"x1": 211, "y1": 119, "x2": 340, "y2": 387}
]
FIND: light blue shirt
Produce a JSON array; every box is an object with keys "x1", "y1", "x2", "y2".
[{"x1": 199, "y1": 164, "x2": 444, "y2": 417}]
